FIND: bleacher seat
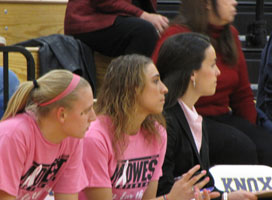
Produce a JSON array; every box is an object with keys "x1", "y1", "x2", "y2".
[{"x1": 0, "y1": 0, "x2": 271, "y2": 94}]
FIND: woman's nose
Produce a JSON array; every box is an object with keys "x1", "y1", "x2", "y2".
[
  {"x1": 161, "y1": 81, "x2": 168, "y2": 94},
  {"x1": 88, "y1": 109, "x2": 96, "y2": 123}
]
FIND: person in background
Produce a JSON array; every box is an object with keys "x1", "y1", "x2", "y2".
[
  {"x1": 80, "y1": 54, "x2": 220, "y2": 200},
  {"x1": 0, "y1": 35, "x2": 20, "y2": 118},
  {"x1": 0, "y1": 69, "x2": 96, "y2": 200},
  {"x1": 0, "y1": 67, "x2": 20, "y2": 118},
  {"x1": 156, "y1": 32, "x2": 257, "y2": 200},
  {"x1": 152, "y1": 0, "x2": 272, "y2": 166},
  {"x1": 256, "y1": 31, "x2": 272, "y2": 131},
  {"x1": 64, "y1": 0, "x2": 169, "y2": 57}
]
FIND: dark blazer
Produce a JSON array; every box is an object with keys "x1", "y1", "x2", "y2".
[{"x1": 157, "y1": 102, "x2": 215, "y2": 196}]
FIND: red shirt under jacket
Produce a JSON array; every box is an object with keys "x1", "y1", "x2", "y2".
[
  {"x1": 64, "y1": 0, "x2": 157, "y2": 35},
  {"x1": 152, "y1": 24, "x2": 257, "y2": 124}
]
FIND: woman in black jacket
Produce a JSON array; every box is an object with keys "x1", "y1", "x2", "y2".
[{"x1": 156, "y1": 32, "x2": 257, "y2": 200}]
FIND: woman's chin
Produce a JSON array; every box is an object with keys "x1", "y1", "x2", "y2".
[{"x1": 203, "y1": 90, "x2": 216, "y2": 97}]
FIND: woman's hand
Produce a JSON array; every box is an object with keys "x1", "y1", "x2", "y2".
[
  {"x1": 140, "y1": 11, "x2": 169, "y2": 34},
  {"x1": 194, "y1": 188, "x2": 220, "y2": 200},
  {"x1": 228, "y1": 190, "x2": 257, "y2": 200},
  {"x1": 195, "y1": 187, "x2": 210, "y2": 200},
  {"x1": 166, "y1": 165, "x2": 212, "y2": 200}
]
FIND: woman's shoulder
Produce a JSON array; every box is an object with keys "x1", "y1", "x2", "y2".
[
  {"x1": 0, "y1": 113, "x2": 35, "y2": 136},
  {"x1": 154, "y1": 121, "x2": 166, "y2": 134},
  {"x1": 87, "y1": 114, "x2": 111, "y2": 130},
  {"x1": 229, "y1": 25, "x2": 239, "y2": 36},
  {"x1": 150, "y1": 121, "x2": 167, "y2": 147},
  {"x1": 84, "y1": 115, "x2": 114, "y2": 142},
  {"x1": 151, "y1": 121, "x2": 167, "y2": 145},
  {"x1": 0, "y1": 113, "x2": 37, "y2": 148}
]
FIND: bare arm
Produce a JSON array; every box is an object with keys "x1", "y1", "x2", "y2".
[
  {"x1": 54, "y1": 193, "x2": 78, "y2": 200},
  {"x1": 83, "y1": 182, "x2": 163, "y2": 200},
  {"x1": 0, "y1": 190, "x2": 16, "y2": 200},
  {"x1": 81, "y1": 166, "x2": 220, "y2": 200},
  {"x1": 142, "y1": 181, "x2": 159, "y2": 200},
  {"x1": 84, "y1": 187, "x2": 112, "y2": 200},
  {"x1": 228, "y1": 190, "x2": 257, "y2": 200}
]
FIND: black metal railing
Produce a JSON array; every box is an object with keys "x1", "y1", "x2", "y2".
[{"x1": 0, "y1": 46, "x2": 35, "y2": 110}]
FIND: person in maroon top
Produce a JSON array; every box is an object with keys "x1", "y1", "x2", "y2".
[
  {"x1": 152, "y1": 0, "x2": 272, "y2": 166},
  {"x1": 64, "y1": 0, "x2": 169, "y2": 57}
]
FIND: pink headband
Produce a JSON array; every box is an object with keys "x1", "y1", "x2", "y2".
[{"x1": 39, "y1": 74, "x2": 81, "y2": 107}]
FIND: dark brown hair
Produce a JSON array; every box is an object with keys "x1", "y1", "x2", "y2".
[
  {"x1": 157, "y1": 33, "x2": 211, "y2": 108},
  {"x1": 172, "y1": 0, "x2": 237, "y2": 65}
]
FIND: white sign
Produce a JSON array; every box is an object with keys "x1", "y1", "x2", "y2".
[{"x1": 209, "y1": 165, "x2": 272, "y2": 193}]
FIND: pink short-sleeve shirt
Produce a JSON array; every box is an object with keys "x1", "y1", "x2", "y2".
[
  {"x1": 80, "y1": 115, "x2": 167, "y2": 200},
  {"x1": 0, "y1": 113, "x2": 88, "y2": 199}
]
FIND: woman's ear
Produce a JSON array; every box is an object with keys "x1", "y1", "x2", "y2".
[
  {"x1": 56, "y1": 107, "x2": 66, "y2": 123},
  {"x1": 191, "y1": 71, "x2": 197, "y2": 83}
]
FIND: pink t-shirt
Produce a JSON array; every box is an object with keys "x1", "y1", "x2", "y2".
[
  {"x1": 80, "y1": 115, "x2": 167, "y2": 200},
  {"x1": 0, "y1": 113, "x2": 88, "y2": 200}
]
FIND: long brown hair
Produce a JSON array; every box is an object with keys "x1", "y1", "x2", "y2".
[
  {"x1": 2, "y1": 69, "x2": 89, "y2": 121},
  {"x1": 172, "y1": 0, "x2": 237, "y2": 65},
  {"x1": 95, "y1": 54, "x2": 165, "y2": 157},
  {"x1": 157, "y1": 33, "x2": 211, "y2": 108}
]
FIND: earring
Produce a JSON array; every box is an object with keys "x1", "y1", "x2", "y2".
[{"x1": 193, "y1": 80, "x2": 196, "y2": 88}]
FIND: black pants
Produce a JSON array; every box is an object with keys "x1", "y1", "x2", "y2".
[
  {"x1": 204, "y1": 114, "x2": 272, "y2": 166},
  {"x1": 73, "y1": 16, "x2": 159, "y2": 57}
]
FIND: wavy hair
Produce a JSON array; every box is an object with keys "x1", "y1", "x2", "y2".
[{"x1": 95, "y1": 54, "x2": 165, "y2": 157}]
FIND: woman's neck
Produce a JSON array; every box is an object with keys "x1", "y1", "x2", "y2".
[
  {"x1": 37, "y1": 115, "x2": 66, "y2": 144},
  {"x1": 179, "y1": 88, "x2": 200, "y2": 110},
  {"x1": 125, "y1": 111, "x2": 147, "y2": 135}
]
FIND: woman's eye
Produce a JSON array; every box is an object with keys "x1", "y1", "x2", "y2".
[
  {"x1": 81, "y1": 107, "x2": 93, "y2": 116},
  {"x1": 80, "y1": 110, "x2": 88, "y2": 116}
]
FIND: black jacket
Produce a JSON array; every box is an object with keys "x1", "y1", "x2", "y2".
[
  {"x1": 157, "y1": 102, "x2": 218, "y2": 196},
  {"x1": 256, "y1": 32, "x2": 272, "y2": 130},
  {"x1": 16, "y1": 34, "x2": 96, "y2": 95}
]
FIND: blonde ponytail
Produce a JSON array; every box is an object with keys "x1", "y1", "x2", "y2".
[
  {"x1": 1, "y1": 69, "x2": 90, "y2": 121},
  {"x1": 1, "y1": 81, "x2": 34, "y2": 120}
]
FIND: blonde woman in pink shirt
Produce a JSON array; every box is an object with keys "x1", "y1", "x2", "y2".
[
  {"x1": 0, "y1": 69, "x2": 96, "y2": 200},
  {"x1": 80, "y1": 54, "x2": 220, "y2": 200}
]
